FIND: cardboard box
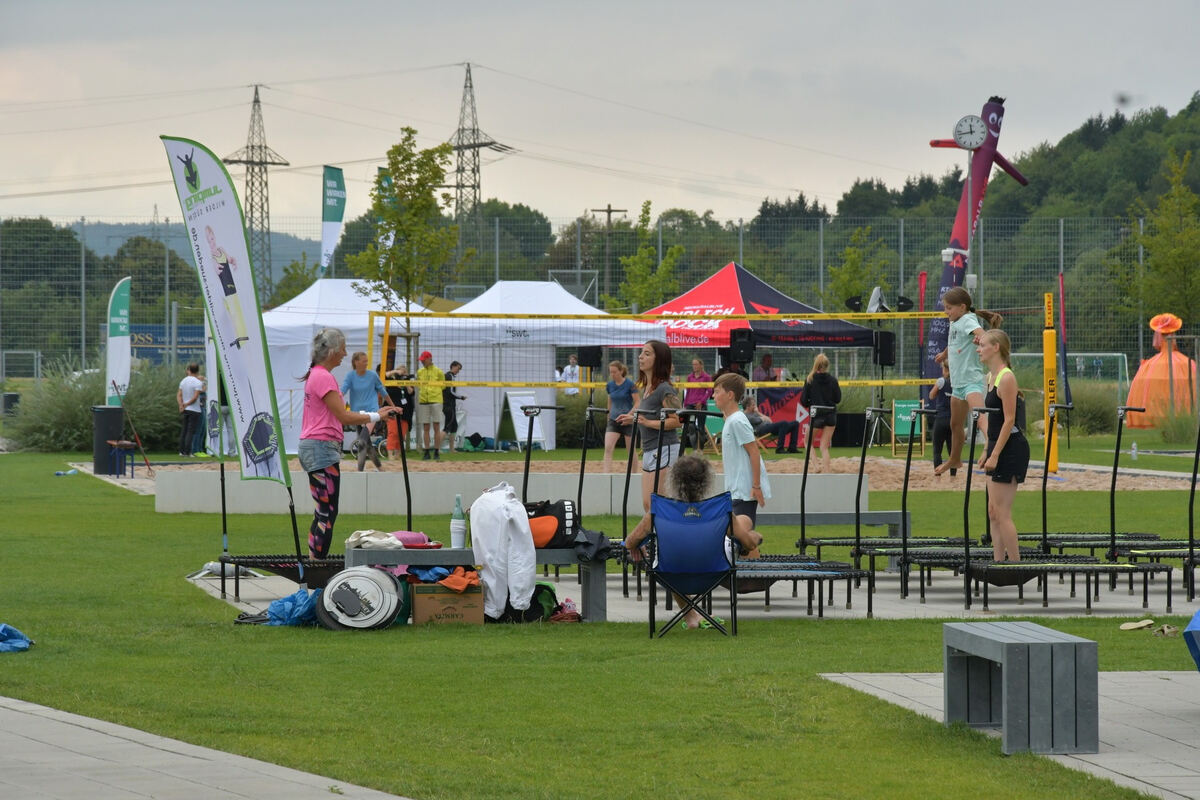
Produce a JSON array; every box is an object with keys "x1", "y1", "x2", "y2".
[{"x1": 409, "y1": 582, "x2": 484, "y2": 625}]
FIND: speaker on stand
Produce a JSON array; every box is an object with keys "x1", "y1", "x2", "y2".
[
  {"x1": 871, "y1": 330, "x2": 897, "y2": 445},
  {"x1": 576, "y1": 346, "x2": 603, "y2": 406},
  {"x1": 729, "y1": 328, "x2": 755, "y2": 365}
]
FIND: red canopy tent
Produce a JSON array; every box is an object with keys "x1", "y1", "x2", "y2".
[{"x1": 646, "y1": 262, "x2": 874, "y2": 349}]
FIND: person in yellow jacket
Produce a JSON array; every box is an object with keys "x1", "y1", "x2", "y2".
[{"x1": 415, "y1": 351, "x2": 444, "y2": 460}]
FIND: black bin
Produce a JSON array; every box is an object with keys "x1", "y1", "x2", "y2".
[
  {"x1": 92, "y1": 405, "x2": 125, "y2": 474},
  {"x1": 1, "y1": 392, "x2": 18, "y2": 416}
]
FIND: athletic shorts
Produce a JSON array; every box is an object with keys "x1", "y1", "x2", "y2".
[
  {"x1": 606, "y1": 418, "x2": 632, "y2": 437},
  {"x1": 416, "y1": 402, "x2": 443, "y2": 427},
  {"x1": 641, "y1": 442, "x2": 681, "y2": 473},
  {"x1": 810, "y1": 411, "x2": 837, "y2": 429},
  {"x1": 733, "y1": 498, "x2": 758, "y2": 527},
  {"x1": 985, "y1": 433, "x2": 1030, "y2": 484},
  {"x1": 952, "y1": 381, "x2": 985, "y2": 401}
]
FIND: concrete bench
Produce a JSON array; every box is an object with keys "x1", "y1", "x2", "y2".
[
  {"x1": 346, "y1": 546, "x2": 606, "y2": 622},
  {"x1": 943, "y1": 621, "x2": 1098, "y2": 755}
]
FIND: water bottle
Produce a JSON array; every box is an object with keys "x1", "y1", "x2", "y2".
[
  {"x1": 450, "y1": 493, "x2": 467, "y2": 548},
  {"x1": 1131, "y1": 441, "x2": 1138, "y2": 461},
  {"x1": 54, "y1": 469, "x2": 78, "y2": 476}
]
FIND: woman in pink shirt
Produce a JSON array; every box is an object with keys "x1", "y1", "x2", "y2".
[{"x1": 298, "y1": 328, "x2": 397, "y2": 559}]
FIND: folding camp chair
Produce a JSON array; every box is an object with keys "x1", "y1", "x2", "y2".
[{"x1": 646, "y1": 491, "x2": 738, "y2": 637}]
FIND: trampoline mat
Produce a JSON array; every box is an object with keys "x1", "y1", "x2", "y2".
[
  {"x1": 219, "y1": 554, "x2": 345, "y2": 588},
  {"x1": 967, "y1": 563, "x2": 1039, "y2": 586}
]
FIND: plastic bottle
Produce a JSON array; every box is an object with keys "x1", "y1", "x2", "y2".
[
  {"x1": 54, "y1": 469, "x2": 78, "y2": 476},
  {"x1": 450, "y1": 493, "x2": 467, "y2": 548},
  {"x1": 1131, "y1": 441, "x2": 1138, "y2": 460}
]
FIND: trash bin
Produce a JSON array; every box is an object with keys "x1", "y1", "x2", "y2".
[
  {"x1": 92, "y1": 405, "x2": 125, "y2": 474},
  {"x1": 1, "y1": 392, "x2": 18, "y2": 416}
]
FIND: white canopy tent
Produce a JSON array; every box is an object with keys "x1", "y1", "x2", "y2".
[
  {"x1": 262, "y1": 279, "x2": 427, "y2": 453},
  {"x1": 413, "y1": 281, "x2": 664, "y2": 450}
]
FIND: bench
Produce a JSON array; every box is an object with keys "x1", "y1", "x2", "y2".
[
  {"x1": 943, "y1": 621, "x2": 1098, "y2": 755},
  {"x1": 346, "y1": 546, "x2": 607, "y2": 622}
]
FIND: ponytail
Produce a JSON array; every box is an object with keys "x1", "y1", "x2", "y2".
[{"x1": 976, "y1": 308, "x2": 1003, "y2": 329}]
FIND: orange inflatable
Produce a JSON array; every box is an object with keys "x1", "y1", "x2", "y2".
[{"x1": 1125, "y1": 315, "x2": 1197, "y2": 428}]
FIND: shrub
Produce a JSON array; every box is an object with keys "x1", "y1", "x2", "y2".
[
  {"x1": 555, "y1": 390, "x2": 603, "y2": 449},
  {"x1": 9, "y1": 360, "x2": 187, "y2": 451},
  {"x1": 1061, "y1": 381, "x2": 1120, "y2": 435},
  {"x1": 1157, "y1": 412, "x2": 1197, "y2": 445}
]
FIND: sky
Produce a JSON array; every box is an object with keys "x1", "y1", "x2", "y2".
[{"x1": 2, "y1": 0, "x2": 1199, "y2": 231}]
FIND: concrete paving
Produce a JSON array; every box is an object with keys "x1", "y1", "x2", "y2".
[
  {"x1": 824, "y1": 671, "x2": 1200, "y2": 800},
  {"x1": 0, "y1": 695, "x2": 411, "y2": 799}
]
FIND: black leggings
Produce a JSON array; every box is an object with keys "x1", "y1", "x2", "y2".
[{"x1": 932, "y1": 417, "x2": 952, "y2": 468}]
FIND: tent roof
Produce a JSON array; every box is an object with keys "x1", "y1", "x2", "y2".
[
  {"x1": 647, "y1": 262, "x2": 874, "y2": 348},
  {"x1": 455, "y1": 281, "x2": 609, "y2": 315},
  {"x1": 268, "y1": 279, "x2": 428, "y2": 319},
  {"x1": 415, "y1": 280, "x2": 663, "y2": 346}
]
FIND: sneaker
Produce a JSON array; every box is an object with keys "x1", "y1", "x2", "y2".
[
  {"x1": 433, "y1": 449, "x2": 440, "y2": 461},
  {"x1": 422, "y1": 450, "x2": 431, "y2": 461}
]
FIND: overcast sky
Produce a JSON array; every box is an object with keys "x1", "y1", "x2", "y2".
[{"x1": 3, "y1": 0, "x2": 1198, "y2": 231}]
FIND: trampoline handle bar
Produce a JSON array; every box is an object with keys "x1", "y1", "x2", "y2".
[
  {"x1": 865, "y1": 406, "x2": 889, "y2": 419},
  {"x1": 1117, "y1": 405, "x2": 1145, "y2": 416},
  {"x1": 809, "y1": 405, "x2": 835, "y2": 413},
  {"x1": 586, "y1": 406, "x2": 608, "y2": 415},
  {"x1": 677, "y1": 408, "x2": 721, "y2": 419},
  {"x1": 522, "y1": 404, "x2": 564, "y2": 417},
  {"x1": 970, "y1": 405, "x2": 989, "y2": 421}
]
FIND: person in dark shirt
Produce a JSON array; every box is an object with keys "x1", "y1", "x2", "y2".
[{"x1": 801, "y1": 353, "x2": 842, "y2": 473}]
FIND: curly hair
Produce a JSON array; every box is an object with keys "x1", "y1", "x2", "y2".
[{"x1": 669, "y1": 454, "x2": 714, "y2": 503}]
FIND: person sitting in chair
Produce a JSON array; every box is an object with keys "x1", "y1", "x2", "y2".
[
  {"x1": 623, "y1": 454, "x2": 762, "y2": 628},
  {"x1": 741, "y1": 397, "x2": 800, "y2": 453}
]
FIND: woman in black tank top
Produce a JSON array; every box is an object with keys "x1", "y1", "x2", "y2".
[{"x1": 976, "y1": 330, "x2": 1029, "y2": 562}]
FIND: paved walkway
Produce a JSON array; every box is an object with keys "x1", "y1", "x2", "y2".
[
  {"x1": 824, "y1": 671, "x2": 1200, "y2": 800},
  {"x1": 0, "y1": 695, "x2": 411, "y2": 799}
]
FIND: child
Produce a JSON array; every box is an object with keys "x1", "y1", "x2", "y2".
[
  {"x1": 933, "y1": 286, "x2": 1002, "y2": 475},
  {"x1": 712, "y1": 372, "x2": 770, "y2": 528},
  {"x1": 928, "y1": 361, "x2": 955, "y2": 475}
]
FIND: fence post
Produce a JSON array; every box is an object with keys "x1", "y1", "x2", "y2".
[
  {"x1": 1138, "y1": 217, "x2": 1145, "y2": 363},
  {"x1": 898, "y1": 216, "x2": 904, "y2": 374},
  {"x1": 657, "y1": 217, "x2": 662, "y2": 267},
  {"x1": 818, "y1": 217, "x2": 824, "y2": 310},
  {"x1": 495, "y1": 217, "x2": 500, "y2": 283},
  {"x1": 738, "y1": 218, "x2": 743, "y2": 264},
  {"x1": 79, "y1": 216, "x2": 86, "y2": 367}
]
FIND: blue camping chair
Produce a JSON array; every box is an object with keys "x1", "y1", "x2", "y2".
[{"x1": 646, "y1": 491, "x2": 737, "y2": 637}]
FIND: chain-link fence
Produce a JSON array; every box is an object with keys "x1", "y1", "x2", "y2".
[{"x1": 0, "y1": 213, "x2": 1148, "y2": 383}]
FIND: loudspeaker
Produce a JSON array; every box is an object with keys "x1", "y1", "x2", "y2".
[
  {"x1": 873, "y1": 330, "x2": 896, "y2": 367},
  {"x1": 729, "y1": 328, "x2": 755, "y2": 364},
  {"x1": 576, "y1": 346, "x2": 602, "y2": 369}
]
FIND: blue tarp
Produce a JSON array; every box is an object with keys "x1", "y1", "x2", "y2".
[
  {"x1": 267, "y1": 589, "x2": 319, "y2": 626},
  {"x1": 1185, "y1": 608, "x2": 1200, "y2": 672},
  {"x1": 0, "y1": 624, "x2": 32, "y2": 652}
]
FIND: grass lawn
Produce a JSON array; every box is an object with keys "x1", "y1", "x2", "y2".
[{"x1": 1, "y1": 451, "x2": 1195, "y2": 799}]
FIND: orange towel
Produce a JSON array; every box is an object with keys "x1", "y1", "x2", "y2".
[{"x1": 437, "y1": 566, "x2": 481, "y2": 593}]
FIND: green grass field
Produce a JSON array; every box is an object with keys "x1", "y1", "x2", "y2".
[{"x1": 0, "y1": 450, "x2": 1195, "y2": 799}]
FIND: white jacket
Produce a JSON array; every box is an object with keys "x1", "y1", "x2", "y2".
[{"x1": 469, "y1": 482, "x2": 536, "y2": 618}]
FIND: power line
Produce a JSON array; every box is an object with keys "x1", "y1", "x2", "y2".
[{"x1": 472, "y1": 61, "x2": 916, "y2": 175}]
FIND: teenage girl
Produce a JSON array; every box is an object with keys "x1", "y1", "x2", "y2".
[
  {"x1": 976, "y1": 329, "x2": 1029, "y2": 561},
  {"x1": 933, "y1": 287, "x2": 1002, "y2": 475},
  {"x1": 616, "y1": 340, "x2": 682, "y2": 512}
]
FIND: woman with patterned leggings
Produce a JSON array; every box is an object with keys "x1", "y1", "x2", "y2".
[{"x1": 298, "y1": 328, "x2": 397, "y2": 559}]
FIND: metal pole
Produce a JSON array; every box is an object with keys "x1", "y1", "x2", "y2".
[
  {"x1": 494, "y1": 217, "x2": 499, "y2": 283},
  {"x1": 817, "y1": 217, "x2": 824, "y2": 310},
  {"x1": 657, "y1": 217, "x2": 662, "y2": 267},
  {"x1": 575, "y1": 218, "x2": 582, "y2": 273},
  {"x1": 738, "y1": 218, "x2": 743, "y2": 264},
  {"x1": 79, "y1": 217, "x2": 86, "y2": 366},
  {"x1": 898, "y1": 217, "x2": 905, "y2": 374},
  {"x1": 164, "y1": 216, "x2": 170, "y2": 337},
  {"x1": 170, "y1": 301, "x2": 178, "y2": 366},
  {"x1": 1138, "y1": 218, "x2": 1145, "y2": 363}
]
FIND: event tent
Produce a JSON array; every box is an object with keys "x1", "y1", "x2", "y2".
[
  {"x1": 262, "y1": 279, "x2": 427, "y2": 453},
  {"x1": 413, "y1": 280, "x2": 664, "y2": 449},
  {"x1": 647, "y1": 261, "x2": 874, "y2": 350}
]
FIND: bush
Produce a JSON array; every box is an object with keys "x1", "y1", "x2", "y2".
[
  {"x1": 9, "y1": 360, "x2": 186, "y2": 451},
  {"x1": 555, "y1": 390, "x2": 603, "y2": 449},
  {"x1": 1062, "y1": 381, "x2": 1121, "y2": 435},
  {"x1": 1157, "y1": 412, "x2": 1197, "y2": 445}
]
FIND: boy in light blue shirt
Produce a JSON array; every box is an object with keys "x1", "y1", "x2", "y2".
[{"x1": 712, "y1": 371, "x2": 770, "y2": 530}]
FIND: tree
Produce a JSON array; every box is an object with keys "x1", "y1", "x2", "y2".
[
  {"x1": 265, "y1": 252, "x2": 318, "y2": 308},
  {"x1": 1131, "y1": 150, "x2": 1200, "y2": 323},
  {"x1": 344, "y1": 127, "x2": 465, "y2": 313},
  {"x1": 819, "y1": 226, "x2": 893, "y2": 312},
  {"x1": 602, "y1": 201, "x2": 683, "y2": 312},
  {"x1": 836, "y1": 179, "x2": 896, "y2": 219}
]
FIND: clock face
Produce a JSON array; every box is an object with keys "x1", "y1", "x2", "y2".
[{"x1": 953, "y1": 115, "x2": 987, "y2": 150}]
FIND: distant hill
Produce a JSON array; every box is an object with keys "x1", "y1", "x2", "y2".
[{"x1": 62, "y1": 220, "x2": 319, "y2": 285}]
